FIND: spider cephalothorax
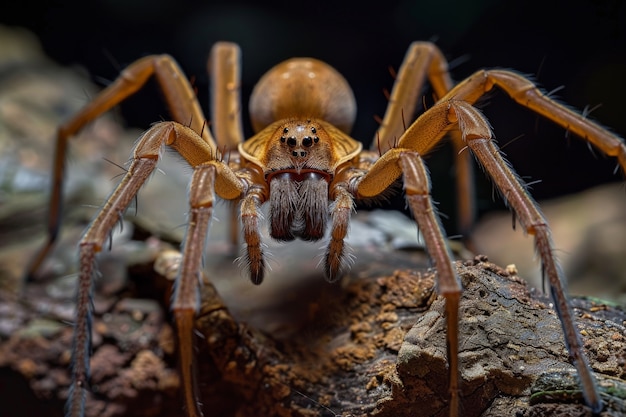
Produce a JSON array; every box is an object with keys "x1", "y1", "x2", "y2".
[{"x1": 27, "y1": 41, "x2": 626, "y2": 417}]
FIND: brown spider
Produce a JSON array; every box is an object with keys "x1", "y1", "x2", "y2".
[{"x1": 27, "y1": 41, "x2": 626, "y2": 417}]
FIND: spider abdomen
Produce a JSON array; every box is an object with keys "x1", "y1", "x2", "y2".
[{"x1": 248, "y1": 58, "x2": 356, "y2": 134}]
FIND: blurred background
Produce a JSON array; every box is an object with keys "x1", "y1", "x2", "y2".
[
  {"x1": 0, "y1": 0, "x2": 626, "y2": 224},
  {"x1": 1, "y1": 0, "x2": 625, "y2": 297},
  {"x1": 4, "y1": 0, "x2": 625, "y2": 220}
]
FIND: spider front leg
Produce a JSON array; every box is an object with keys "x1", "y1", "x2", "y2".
[
  {"x1": 397, "y1": 152, "x2": 462, "y2": 414},
  {"x1": 64, "y1": 122, "x2": 177, "y2": 416},
  {"x1": 69, "y1": 155, "x2": 159, "y2": 417},
  {"x1": 172, "y1": 158, "x2": 243, "y2": 417},
  {"x1": 64, "y1": 121, "x2": 241, "y2": 417},
  {"x1": 448, "y1": 100, "x2": 604, "y2": 412},
  {"x1": 356, "y1": 147, "x2": 460, "y2": 416},
  {"x1": 357, "y1": 97, "x2": 607, "y2": 415}
]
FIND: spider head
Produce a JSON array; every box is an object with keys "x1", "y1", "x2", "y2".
[
  {"x1": 280, "y1": 124, "x2": 318, "y2": 156},
  {"x1": 244, "y1": 119, "x2": 334, "y2": 175},
  {"x1": 239, "y1": 118, "x2": 363, "y2": 180}
]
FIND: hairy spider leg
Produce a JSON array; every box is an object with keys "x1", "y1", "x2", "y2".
[{"x1": 376, "y1": 42, "x2": 476, "y2": 238}]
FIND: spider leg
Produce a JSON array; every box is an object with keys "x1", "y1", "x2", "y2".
[
  {"x1": 398, "y1": 152, "x2": 461, "y2": 415},
  {"x1": 172, "y1": 163, "x2": 217, "y2": 417},
  {"x1": 357, "y1": 98, "x2": 604, "y2": 414},
  {"x1": 449, "y1": 99, "x2": 603, "y2": 413},
  {"x1": 69, "y1": 159, "x2": 159, "y2": 417},
  {"x1": 209, "y1": 42, "x2": 244, "y2": 149},
  {"x1": 172, "y1": 158, "x2": 244, "y2": 417},
  {"x1": 241, "y1": 190, "x2": 267, "y2": 284},
  {"x1": 375, "y1": 42, "x2": 453, "y2": 154},
  {"x1": 209, "y1": 42, "x2": 246, "y2": 248},
  {"x1": 376, "y1": 41, "x2": 476, "y2": 238},
  {"x1": 26, "y1": 53, "x2": 216, "y2": 279},
  {"x1": 65, "y1": 122, "x2": 191, "y2": 416},
  {"x1": 442, "y1": 69, "x2": 626, "y2": 175},
  {"x1": 355, "y1": 146, "x2": 461, "y2": 416},
  {"x1": 325, "y1": 184, "x2": 355, "y2": 281},
  {"x1": 65, "y1": 121, "x2": 243, "y2": 417}
]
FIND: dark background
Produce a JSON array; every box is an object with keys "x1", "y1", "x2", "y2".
[{"x1": 3, "y1": 0, "x2": 625, "y2": 233}]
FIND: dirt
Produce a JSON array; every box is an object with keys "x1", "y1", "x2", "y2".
[{"x1": 1, "y1": 25, "x2": 625, "y2": 417}]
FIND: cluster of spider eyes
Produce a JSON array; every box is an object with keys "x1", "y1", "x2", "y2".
[{"x1": 280, "y1": 126, "x2": 320, "y2": 149}]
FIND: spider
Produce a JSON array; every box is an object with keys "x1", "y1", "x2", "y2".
[{"x1": 26, "y1": 41, "x2": 626, "y2": 417}]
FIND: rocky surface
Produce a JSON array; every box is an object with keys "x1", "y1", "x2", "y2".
[{"x1": 1, "y1": 25, "x2": 625, "y2": 417}]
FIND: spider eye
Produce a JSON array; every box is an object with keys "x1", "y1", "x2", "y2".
[
  {"x1": 287, "y1": 137, "x2": 297, "y2": 147},
  {"x1": 311, "y1": 127, "x2": 317, "y2": 134},
  {"x1": 302, "y1": 137, "x2": 313, "y2": 147}
]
